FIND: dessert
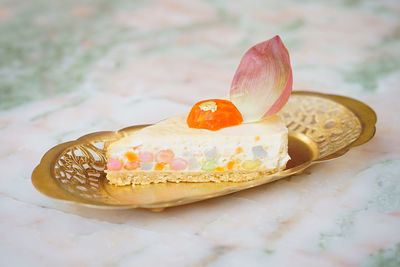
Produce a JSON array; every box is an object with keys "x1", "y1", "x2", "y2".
[
  {"x1": 106, "y1": 35, "x2": 293, "y2": 185},
  {"x1": 106, "y1": 114, "x2": 289, "y2": 185}
]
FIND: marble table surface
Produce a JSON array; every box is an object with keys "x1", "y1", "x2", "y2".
[{"x1": 1, "y1": 0, "x2": 399, "y2": 266}]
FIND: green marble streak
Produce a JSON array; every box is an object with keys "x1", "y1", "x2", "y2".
[
  {"x1": 343, "y1": 0, "x2": 362, "y2": 7},
  {"x1": 363, "y1": 244, "x2": 400, "y2": 267},
  {"x1": 318, "y1": 209, "x2": 360, "y2": 250},
  {"x1": 344, "y1": 56, "x2": 400, "y2": 91},
  {"x1": 281, "y1": 18, "x2": 305, "y2": 32},
  {"x1": 29, "y1": 95, "x2": 87, "y2": 121},
  {"x1": 1, "y1": 0, "x2": 399, "y2": 110},
  {"x1": 344, "y1": 25, "x2": 400, "y2": 92},
  {"x1": 0, "y1": 0, "x2": 239, "y2": 110},
  {"x1": 318, "y1": 160, "x2": 400, "y2": 250},
  {"x1": 0, "y1": 0, "x2": 144, "y2": 110}
]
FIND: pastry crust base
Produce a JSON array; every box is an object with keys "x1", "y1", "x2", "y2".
[{"x1": 106, "y1": 167, "x2": 285, "y2": 186}]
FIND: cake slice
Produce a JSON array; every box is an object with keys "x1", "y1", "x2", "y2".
[
  {"x1": 105, "y1": 35, "x2": 293, "y2": 185},
  {"x1": 106, "y1": 115, "x2": 289, "y2": 185}
]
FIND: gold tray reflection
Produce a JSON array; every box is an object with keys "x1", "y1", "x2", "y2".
[{"x1": 32, "y1": 91, "x2": 376, "y2": 210}]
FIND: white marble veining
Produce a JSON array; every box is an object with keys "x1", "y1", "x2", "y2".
[{"x1": 0, "y1": 0, "x2": 399, "y2": 266}]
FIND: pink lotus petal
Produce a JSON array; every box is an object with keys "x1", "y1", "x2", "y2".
[{"x1": 230, "y1": 35, "x2": 293, "y2": 122}]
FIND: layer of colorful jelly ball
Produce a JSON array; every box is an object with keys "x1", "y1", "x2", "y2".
[
  {"x1": 107, "y1": 145, "x2": 268, "y2": 172},
  {"x1": 107, "y1": 149, "x2": 190, "y2": 171}
]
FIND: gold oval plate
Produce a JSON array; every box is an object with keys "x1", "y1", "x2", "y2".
[{"x1": 32, "y1": 91, "x2": 377, "y2": 210}]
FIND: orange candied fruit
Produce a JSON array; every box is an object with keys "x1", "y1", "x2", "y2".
[{"x1": 187, "y1": 99, "x2": 243, "y2": 131}]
